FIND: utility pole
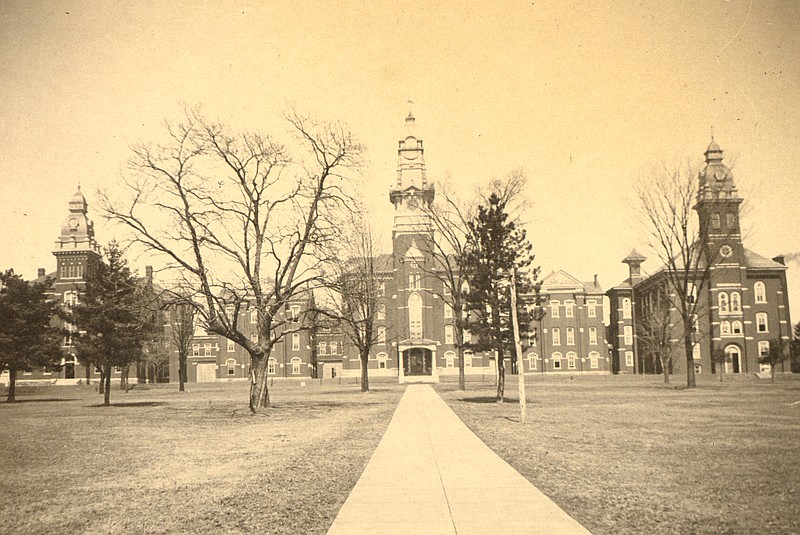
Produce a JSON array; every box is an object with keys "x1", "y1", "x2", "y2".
[{"x1": 510, "y1": 267, "x2": 526, "y2": 423}]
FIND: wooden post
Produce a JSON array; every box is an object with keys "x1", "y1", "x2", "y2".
[{"x1": 510, "y1": 268, "x2": 526, "y2": 423}]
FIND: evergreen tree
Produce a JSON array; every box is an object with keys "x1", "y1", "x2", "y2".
[
  {"x1": 0, "y1": 270, "x2": 62, "y2": 402},
  {"x1": 462, "y1": 192, "x2": 534, "y2": 402},
  {"x1": 70, "y1": 244, "x2": 152, "y2": 406}
]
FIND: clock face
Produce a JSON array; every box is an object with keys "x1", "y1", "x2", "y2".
[
  {"x1": 68, "y1": 218, "x2": 79, "y2": 229},
  {"x1": 720, "y1": 245, "x2": 733, "y2": 258},
  {"x1": 714, "y1": 169, "x2": 725, "y2": 181},
  {"x1": 403, "y1": 149, "x2": 418, "y2": 160}
]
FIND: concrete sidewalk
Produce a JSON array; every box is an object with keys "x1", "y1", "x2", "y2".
[{"x1": 327, "y1": 384, "x2": 591, "y2": 535}]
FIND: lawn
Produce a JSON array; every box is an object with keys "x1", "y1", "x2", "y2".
[
  {"x1": 439, "y1": 373, "x2": 800, "y2": 535},
  {"x1": 0, "y1": 380, "x2": 402, "y2": 534}
]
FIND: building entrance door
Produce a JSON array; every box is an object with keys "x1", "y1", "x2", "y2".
[{"x1": 404, "y1": 348, "x2": 432, "y2": 376}]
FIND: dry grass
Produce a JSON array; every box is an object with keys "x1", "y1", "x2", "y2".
[
  {"x1": 439, "y1": 373, "x2": 800, "y2": 535},
  {"x1": 0, "y1": 380, "x2": 402, "y2": 534}
]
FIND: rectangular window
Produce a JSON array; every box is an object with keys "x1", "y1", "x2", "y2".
[
  {"x1": 757, "y1": 313, "x2": 768, "y2": 333},
  {"x1": 378, "y1": 282, "x2": 385, "y2": 297},
  {"x1": 590, "y1": 353, "x2": 599, "y2": 369},
  {"x1": 330, "y1": 341, "x2": 338, "y2": 354},
  {"x1": 444, "y1": 303, "x2": 453, "y2": 319},
  {"x1": 553, "y1": 354, "x2": 562, "y2": 369},
  {"x1": 589, "y1": 327, "x2": 597, "y2": 345},
  {"x1": 268, "y1": 359, "x2": 276, "y2": 374},
  {"x1": 377, "y1": 326, "x2": 387, "y2": 344},
  {"x1": 250, "y1": 308, "x2": 257, "y2": 324},
  {"x1": 463, "y1": 330, "x2": 471, "y2": 344},
  {"x1": 565, "y1": 302, "x2": 574, "y2": 318},
  {"x1": 464, "y1": 352, "x2": 473, "y2": 368},
  {"x1": 318, "y1": 342, "x2": 327, "y2": 355},
  {"x1": 567, "y1": 354, "x2": 576, "y2": 369},
  {"x1": 566, "y1": 328, "x2": 575, "y2": 345},
  {"x1": 290, "y1": 305, "x2": 300, "y2": 322},
  {"x1": 625, "y1": 351, "x2": 634, "y2": 367},
  {"x1": 552, "y1": 328, "x2": 561, "y2": 346},
  {"x1": 227, "y1": 360, "x2": 236, "y2": 375},
  {"x1": 250, "y1": 333, "x2": 258, "y2": 345},
  {"x1": 587, "y1": 300, "x2": 597, "y2": 318},
  {"x1": 192, "y1": 344, "x2": 199, "y2": 356},
  {"x1": 227, "y1": 339, "x2": 234, "y2": 352},
  {"x1": 377, "y1": 303, "x2": 386, "y2": 320},
  {"x1": 445, "y1": 325, "x2": 454, "y2": 344},
  {"x1": 692, "y1": 344, "x2": 701, "y2": 360},
  {"x1": 623, "y1": 326, "x2": 633, "y2": 346},
  {"x1": 550, "y1": 301, "x2": 560, "y2": 318},
  {"x1": 292, "y1": 333, "x2": 300, "y2": 351},
  {"x1": 204, "y1": 343, "x2": 212, "y2": 355},
  {"x1": 758, "y1": 340, "x2": 770, "y2": 357},
  {"x1": 292, "y1": 358, "x2": 301, "y2": 374}
]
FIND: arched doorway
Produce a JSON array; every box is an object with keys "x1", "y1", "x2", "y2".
[
  {"x1": 725, "y1": 344, "x2": 741, "y2": 374},
  {"x1": 403, "y1": 348, "x2": 432, "y2": 376}
]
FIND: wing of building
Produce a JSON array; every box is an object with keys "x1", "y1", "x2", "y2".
[{"x1": 607, "y1": 140, "x2": 792, "y2": 376}]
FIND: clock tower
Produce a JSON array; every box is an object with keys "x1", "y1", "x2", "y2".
[
  {"x1": 389, "y1": 113, "x2": 439, "y2": 381},
  {"x1": 694, "y1": 139, "x2": 747, "y2": 371}
]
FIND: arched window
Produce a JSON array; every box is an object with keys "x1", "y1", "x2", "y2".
[
  {"x1": 527, "y1": 353, "x2": 538, "y2": 371},
  {"x1": 712, "y1": 212, "x2": 721, "y2": 229},
  {"x1": 408, "y1": 273, "x2": 414, "y2": 289},
  {"x1": 566, "y1": 327, "x2": 575, "y2": 345},
  {"x1": 63, "y1": 291, "x2": 78, "y2": 310},
  {"x1": 291, "y1": 357, "x2": 301, "y2": 375},
  {"x1": 566, "y1": 352, "x2": 577, "y2": 369},
  {"x1": 754, "y1": 282, "x2": 766, "y2": 304},
  {"x1": 730, "y1": 292, "x2": 741, "y2": 312},
  {"x1": 408, "y1": 293, "x2": 423, "y2": 339},
  {"x1": 377, "y1": 352, "x2": 388, "y2": 369},
  {"x1": 731, "y1": 321, "x2": 743, "y2": 334},
  {"x1": 444, "y1": 351, "x2": 455, "y2": 368},
  {"x1": 226, "y1": 359, "x2": 236, "y2": 375},
  {"x1": 464, "y1": 350, "x2": 474, "y2": 368},
  {"x1": 726, "y1": 212, "x2": 735, "y2": 228},
  {"x1": 552, "y1": 352, "x2": 562, "y2": 369},
  {"x1": 622, "y1": 298, "x2": 632, "y2": 319},
  {"x1": 720, "y1": 321, "x2": 731, "y2": 335},
  {"x1": 589, "y1": 351, "x2": 599, "y2": 369},
  {"x1": 551, "y1": 328, "x2": 561, "y2": 345},
  {"x1": 718, "y1": 292, "x2": 729, "y2": 313},
  {"x1": 268, "y1": 358, "x2": 276, "y2": 374}
]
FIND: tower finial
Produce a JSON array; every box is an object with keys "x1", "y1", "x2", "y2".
[{"x1": 710, "y1": 125, "x2": 714, "y2": 142}]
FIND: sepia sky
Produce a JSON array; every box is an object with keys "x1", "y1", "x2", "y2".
[{"x1": 2, "y1": 0, "x2": 800, "y2": 314}]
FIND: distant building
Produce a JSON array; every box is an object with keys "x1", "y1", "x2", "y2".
[{"x1": 607, "y1": 140, "x2": 792, "y2": 376}]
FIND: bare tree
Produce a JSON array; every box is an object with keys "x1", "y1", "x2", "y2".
[
  {"x1": 314, "y1": 214, "x2": 387, "y2": 392},
  {"x1": 418, "y1": 178, "x2": 476, "y2": 390},
  {"x1": 759, "y1": 338, "x2": 789, "y2": 383},
  {"x1": 101, "y1": 107, "x2": 363, "y2": 411},
  {"x1": 636, "y1": 162, "x2": 720, "y2": 389},
  {"x1": 637, "y1": 288, "x2": 678, "y2": 384}
]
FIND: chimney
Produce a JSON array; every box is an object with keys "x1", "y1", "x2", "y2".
[
  {"x1": 38, "y1": 268, "x2": 46, "y2": 278},
  {"x1": 145, "y1": 265, "x2": 153, "y2": 285},
  {"x1": 593, "y1": 274, "x2": 599, "y2": 286},
  {"x1": 772, "y1": 256, "x2": 786, "y2": 266}
]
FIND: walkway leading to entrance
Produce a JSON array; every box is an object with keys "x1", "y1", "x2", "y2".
[{"x1": 327, "y1": 384, "x2": 592, "y2": 535}]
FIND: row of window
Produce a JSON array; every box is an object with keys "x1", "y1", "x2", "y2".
[
  {"x1": 550, "y1": 300, "x2": 598, "y2": 318},
  {"x1": 550, "y1": 326, "x2": 599, "y2": 346},
  {"x1": 711, "y1": 212, "x2": 736, "y2": 230},
  {"x1": 526, "y1": 351, "x2": 602, "y2": 370},
  {"x1": 59, "y1": 263, "x2": 84, "y2": 279}
]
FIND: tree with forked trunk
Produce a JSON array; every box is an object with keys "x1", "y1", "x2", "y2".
[{"x1": 101, "y1": 107, "x2": 363, "y2": 412}]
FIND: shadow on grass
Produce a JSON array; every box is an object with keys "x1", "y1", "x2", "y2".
[
  {"x1": 89, "y1": 401, "x2": 167, "y2": 408},
  {"x1": 458, "y1": 396, "x2": 502, "y2": 404},
  {"x1": 1, "y1": 398, "x2": 81, "y2": 404}
]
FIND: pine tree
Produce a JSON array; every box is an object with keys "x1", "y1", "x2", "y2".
[
  {"x1": 70, "y1": 244, "x2": 152, "y2": 406},
  {"x1": 462, "y1": 192, "x2": 534, "y2": 402},
  {"x1": 0, "y1": 270, "x2": 62, "y2": 402}
]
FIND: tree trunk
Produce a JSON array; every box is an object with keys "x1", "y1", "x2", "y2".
[
  {"x1": 85, "y1": 363, "x2": 91, "y2": 385},
  {"x1": 361, "y1": 352, "x2": 370, "y2": 393},
  {"x1": 103, "y1": 366, "x2": 111, "y2": 406},
  {"x1": 771, "y1": 363, "x2": 776, "y2": 383},
  {"x1": 496, "y1": 349, "x2": 505, "y2": 402},
  {"x1": 120, "y1": 367, "x2": 129, "y2": 391},
  {"x1": 99, "y1": 367, "x2": 106, "y2": 394},
  {"x1": 684, "y1": 336, "x2": 696, "y2": 389},
  {"x1": 458, "y1": 346, "x2": 465, "y2": 391},
  {"x1": 661, "y1": 359, "x2": 669, "y2": 384},
  {"x1": 179, "y1": 352, "x2": 187, "y2": 392},
  {"x1": 249, "y1": 354, "x2": 270, "y2": 412},
  {"x1": 7, "y1": 367, "x2": 17, "y2": 403}
]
